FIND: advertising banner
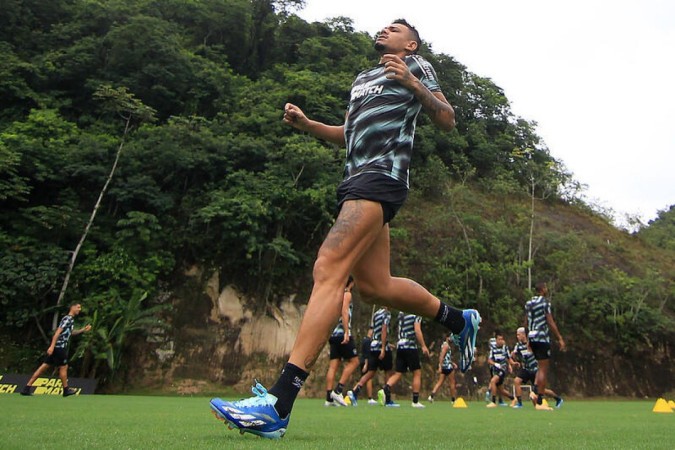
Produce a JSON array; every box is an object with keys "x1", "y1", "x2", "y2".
[{"x1": 0, "y1": 374, "x2": 97, "y2": 395}]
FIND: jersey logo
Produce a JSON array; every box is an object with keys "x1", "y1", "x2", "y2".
[{"x1": 351, "y1": 83, "x2": 384, "y2": 101}]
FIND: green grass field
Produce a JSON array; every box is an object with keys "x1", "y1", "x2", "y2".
[{"x1": 1, "y1": 395, "x2": 673, "y2": 449}]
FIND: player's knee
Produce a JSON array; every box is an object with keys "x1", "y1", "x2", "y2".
[{"x1": 312, "y1": 253, "x2": 345, "y2": 285}]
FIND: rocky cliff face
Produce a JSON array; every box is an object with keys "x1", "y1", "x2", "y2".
[
  {"x1": 126, "y1": 268, "x2": 673, "y2": 399},
  {"x1": 126, "y1": 268, "x2": 313, "y2": 395}
]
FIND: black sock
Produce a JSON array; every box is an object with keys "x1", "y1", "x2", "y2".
[
  {"x1": 413, "y1": 392, "x2": 419, "y2": 404},
  {"x1": 430, "y1": 392, "x2": 435, "y2": 398},
  {"x1": 434, "y1": 303, "x2": 466, "y2": 334},
  {"x1": 326, "y1": 390, "x2": 332, "y2": 402},
  {"x1": 268, "y1": 363, "x2": 309, "y2": 418},
  {"x1": 335, "y1": 383, "x2": 344, "y2": 395},
  {"x1": 537, "y1": 394, "x2": 544, "y2": 405},
  {"x1": 353, "y1": 384, "x2": 362, "y2": 397},
  {"x1": 492, "y1": 396, "x2": 496, "y2": 403},
  {"x1": 517, "y1": 395, "x2": 522, "y2": 404},
  {"x1": 384, "y1": 384, "x2": 391, "y2": 403},
  {"x1": 451, "y1": 397, "x2": 456, "y2": 402}
]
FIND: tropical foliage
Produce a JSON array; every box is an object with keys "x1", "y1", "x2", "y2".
[{"x1": 0, "y1": 0, "x2": 672, "y2": 386}]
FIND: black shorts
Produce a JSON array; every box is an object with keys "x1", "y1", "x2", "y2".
[
  {"x1": 366, "y1": 349, "x2": 393, "y2": 372},
  {"x1": 44, "y1": 347, "x2": 68, "y2": 367},
  {"x1": 529, "y1": 341, "x2": 551, "y2": 360},
  {"x1": 516, "y1": 368, "x2": 537, "y2": 385},
  {"x1": 337, "y1": 173, "x2": 408, "y2": 224},
  {"x1": 328, "y1": 336, "x2": 358, "y2": 360},
  {"x1": 395, "y1": 348, "x2": 421, "y2": 373},
  {"x1": 490, "y1": 367, "x2": 506, "y2": 385},
  {"x1": 441, "y1": 367, "x2": 454, "y2": 375}
]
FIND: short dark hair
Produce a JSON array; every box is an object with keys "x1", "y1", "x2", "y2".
[
  {"x1": 393, "y1": 18, "x2": 421, "y2": 53},
  {"x1": 535, "y1": 282, "x2": 547, "y2": 294}
]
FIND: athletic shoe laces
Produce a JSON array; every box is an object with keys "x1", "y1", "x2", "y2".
[{"x1": 232, "y1": 380, "x2": 273, "y2": 408}]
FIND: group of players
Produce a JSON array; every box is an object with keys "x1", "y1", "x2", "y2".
[{"x1": 324, "y1": 279, "x2": 565, "y2": 410}]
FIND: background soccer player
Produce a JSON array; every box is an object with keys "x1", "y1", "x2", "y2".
[
  {"x1": 357, "y1": 326, "x2": 377, "y2": 404},
  {"x1": 525, "y1": 282, "x2": 566, "y2": 410},
  {"x1": 324, "y1": 277, "x2": 360, "y2": 406},
  {"x1": 378, "y1": 312, "x2": 429, "y2": 407},
  {"x1": 20, "y1": 303, "x2": 91, "y2": 397},
  {"x1": 349, "y1": 306, "x2": 393, "y2": 404},
  {"x1": 511, "y1": 326, "x2": 563, "y2": 408},
  {"x1": 486, "y1": 331, "x2": 513, "y2": 407},
  {"x1": 428, "y1": 334, "x2": 458, "y2": 404}
]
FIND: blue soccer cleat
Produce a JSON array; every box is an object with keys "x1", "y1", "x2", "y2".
[
  {"x1": 453, "y1": 309, "x2": 481, "y2": 373},
  {"x1": 555, "y1": 398, "x2": 564, "y2": 409},
  {"x1": 210, "y1": 381, "x2": 289, "y2": 439},
  {"x1": 347, "y1": 390, "x2": 357, "y2": 406}
]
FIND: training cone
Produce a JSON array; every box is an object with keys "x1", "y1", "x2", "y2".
[
  {"x1": 652, "y1": 398, "x2": 673, "y2": 413},
  {"x1": 453, "y1": 397, "x2": 468, "y2": 408},
  {"x1": 668, "y1": 400, "x2": 675, "y2": 410},
  {"x1": 542, "y1": 398, "x2": 550, "y2": 407}
]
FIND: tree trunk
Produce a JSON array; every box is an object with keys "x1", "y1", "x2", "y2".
[
  {"x1": 527, "y1": 175, "x2": 535, "y2": 291},
  {"x1": 51, "y1": 116, "x2": 132, "y2": 330}
]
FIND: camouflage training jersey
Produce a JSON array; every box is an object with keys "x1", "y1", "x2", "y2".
[{"x1": 344, "y1": 54, "x2": 442, "y2": 188}]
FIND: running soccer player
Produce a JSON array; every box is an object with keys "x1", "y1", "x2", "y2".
[
  {"x1": 428, "y1": 334, "x2": 458, "y2": 404},
  {"x1": 526, "y1": 282, "x2": 566, "y2": 411},
  {"x1": 378, "y1": 312, "x2": 429, "y2": 408},
  {"x1": 511, "y1": 327, "x2": 563, "y2": 408},
  {"x1": 484, "y1": 336, "x2": 497, "y2": 402},
  {"x1": 349, "y1": 306, "x2": 393, "y2": 405},
  {"x1": 20, "y1": 303, "x2": 91, "y2": 397},
  {"x1": 210, "y1": 18, "x2": 481, "y2": 439},
  {"x1": 486, "y1": 331, "x2": 513, "y2": 408},
  {"x1": 324, "y1": 277, "x2": 360, "y2": 406}
]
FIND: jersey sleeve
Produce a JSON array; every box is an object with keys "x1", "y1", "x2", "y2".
[
  {"x1": 407, "y1": 55, "x2": 441, "y2": 92},
  {"x1": 58, "y1": 315, "x2": 73, "y2": 329}
]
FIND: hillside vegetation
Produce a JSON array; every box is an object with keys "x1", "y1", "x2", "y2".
[{"x1": 0, "y1": 0, "x2": 672, "y2": 394}]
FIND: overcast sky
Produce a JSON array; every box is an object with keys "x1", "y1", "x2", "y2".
[{"x1": 297, "y1": 0, "x2": 675, "y2": 225}]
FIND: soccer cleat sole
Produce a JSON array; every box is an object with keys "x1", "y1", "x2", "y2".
[{"x1": 210, "y1": 402, "x2": 286, "y2": 439}]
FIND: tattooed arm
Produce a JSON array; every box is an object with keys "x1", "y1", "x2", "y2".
[{"x1": 381, "y1": 54, "x2": 455, "y2": 131}]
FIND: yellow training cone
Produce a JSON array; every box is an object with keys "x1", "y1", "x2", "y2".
[
  {"x1": 542, "y1": 398, "x2": 550, "y2": 407},
  {"x1": 668, "y1": 400, "x2": 675, "y2": 410},
  {"x1": 652, "y1": 398, "x2": 672, "y2": 413},
  {"x1": 453, "y1": 397, "x2": 468, "y2": 408}
]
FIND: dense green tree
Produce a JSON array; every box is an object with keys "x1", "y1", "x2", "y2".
[
  {"x1": 0, "y1": 0, "x2": 672, "y2": 391},
  {"x1": 637, "y1": 205, "x2": 675, "y2": 251}
]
